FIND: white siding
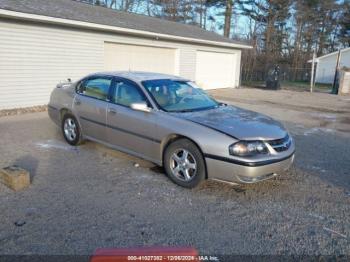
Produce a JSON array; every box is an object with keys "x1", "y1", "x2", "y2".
[
  {"x1": 104, "y1": 42, "x2": 177, "y2": 74},
  {"x1": 315, "y1": 49, "x2": 350, "y2": 84},
  {"x1": 0, "y1": 20, "x2": 103, "y2": 109},
  {"x1": 0, "y1": 18, "x2": 242, "y2": 110},
  {"x1": 179, "y1": 47, "x2": 197, "y2": 80}
]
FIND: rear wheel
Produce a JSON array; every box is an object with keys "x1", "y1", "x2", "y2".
[
  {"x1": 61, "y1": 114, "x2": 82, "y2": 146},
  {"x1": 164, "y1": 138, "x2": 206, "y2": 188}
]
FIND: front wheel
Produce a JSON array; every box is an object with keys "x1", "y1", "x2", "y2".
[
  {"x1": 61, "y1": 114, "x2": 82, "y2": 146},
  {"x1": 164, "y1": 139, "x2": 206, "y2": 188}
]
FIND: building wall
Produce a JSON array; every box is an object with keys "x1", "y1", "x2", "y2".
[
  {"x1": 0, "y1": 18, "x2": 242, "y2": 110},
  {"x1": 315, "y1": 49, "x2": 350, "y2": 84}
]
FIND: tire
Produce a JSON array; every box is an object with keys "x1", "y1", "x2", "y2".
[
  {"x1": 61, "y1": 113, "x2": 82, "y2": 146},
  {"x1": 164, "y1": 138, "x2": 206, "y2": 188}
]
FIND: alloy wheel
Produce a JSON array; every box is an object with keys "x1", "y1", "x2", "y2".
[
  {"x1": 170, "y1": 149, "x2": 197, "y2": 181},
  {"x1": 63, "y1": 118, "x2": 77, "y2": 141}
]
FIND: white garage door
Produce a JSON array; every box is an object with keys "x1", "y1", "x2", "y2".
[
  {"x1": 104, "y1": 42, "x2": 177, "y2": 74},
  {"x1": 196, "y1": 51, "x2": 237, "y2": 90}
]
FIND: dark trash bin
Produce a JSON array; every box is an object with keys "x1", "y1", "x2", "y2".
[{"x1": 266, "y1": 66, "x2": 281, "y2": 90}]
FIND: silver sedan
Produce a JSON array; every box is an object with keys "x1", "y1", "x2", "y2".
[{"x1": 48, "y1": 72, "x2": 295, "y2": 188}]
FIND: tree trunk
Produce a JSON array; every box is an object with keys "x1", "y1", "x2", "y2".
[
  {"x1": 224, "y1": 0, "x2": 233, "y2": 37},
  {"x1": 109, "y1": 0, "x2": 116, "y2": 8},
  {"x1": 199, "y1": 0, "x2": 203, "y2": 28},
  {"x1": 292, "y1": 19, "x2": 303, "y2": 81},
  {"x1": 204, "y1": 4, "x2": 207, "y2": 29}
]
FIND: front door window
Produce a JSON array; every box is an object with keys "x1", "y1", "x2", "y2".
[{"x1": 113, "y1": 80, "x2": 148, "y2": 107}]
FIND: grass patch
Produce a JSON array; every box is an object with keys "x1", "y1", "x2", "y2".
[
  {"x1": 282, "y1": 81, "x2": 332, "y2": 89},
  {"x1": 242, "y1": 80, "x2": 332, "y2": 91}
]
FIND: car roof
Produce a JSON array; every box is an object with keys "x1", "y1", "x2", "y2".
[{"x1": 92, "y1": 71, "x2": 189, "y2": 83}]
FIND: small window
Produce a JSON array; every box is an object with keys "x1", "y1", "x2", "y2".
[
  {"x1": 113, "y1": 80, "x2": 148, "y2": 107},
  {"x1": 79, "y1": 77, "x2": 112, "y2": 100}
]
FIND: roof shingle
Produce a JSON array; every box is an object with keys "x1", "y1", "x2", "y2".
[{"x1": 0, "y1": 0, "x2": 249, "y2": 47}]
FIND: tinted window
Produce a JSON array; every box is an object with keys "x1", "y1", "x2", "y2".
[
  {"x1": 79, "y1": 77, "x2": 112, "y2": 100},
  {"x1": 113, "y1": 80, "x2": 147, "y2": 107}
]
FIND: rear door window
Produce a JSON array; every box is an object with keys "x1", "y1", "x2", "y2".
[{"x1": 78, "y1": 77, "x2": 112, "y2": 101}]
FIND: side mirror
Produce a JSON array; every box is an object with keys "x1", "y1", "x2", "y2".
[{"x1": 130, "y1": 102, "x2": 152, "y2": 113}]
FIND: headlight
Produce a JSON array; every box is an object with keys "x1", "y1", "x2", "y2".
[{"x1": 229, "y1": 141, "x2": 268, "y2": 157}]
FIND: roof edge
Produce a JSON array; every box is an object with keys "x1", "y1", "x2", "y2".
[
  {"x1": 0, "y1": 9, "x2": 252, "y2": 49},
  {"x1": 316, "y1": 47, "x2": 350, "y2": 60}
]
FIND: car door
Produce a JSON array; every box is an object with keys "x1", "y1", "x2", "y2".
[
  {"x1": 73, "y1": 75, "x2": 112, "y2": 142},
  {"x1": 106, "y1": 78, "x2": 159, "y2": 162}
]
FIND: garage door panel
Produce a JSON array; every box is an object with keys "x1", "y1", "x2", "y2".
[
  {"x1": 196, "y1": 51, "x2": 236, "y2": 90},
  {"x1": 104, "y1": 43, "x2": 176, "y2": 75}
]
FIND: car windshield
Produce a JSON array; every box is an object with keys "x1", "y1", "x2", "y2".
[{"x1": 142, "y1": 79, "x2": 219, "y2": 112}]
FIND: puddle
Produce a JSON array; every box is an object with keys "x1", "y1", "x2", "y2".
[
  {"x1": 303, "y1": 127, "x2": 335, "y2": 136},
  {"x1": 309, "y1": 112, "x2": 338, "y2": 123},
  {"x1": 35, "y1": 139, "x2": 78, "y2": 152},
  {"x1": 308, "y1": 165, "x2": 326, "y2": 173}
]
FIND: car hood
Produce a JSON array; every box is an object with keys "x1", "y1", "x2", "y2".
[{"x1": 172, "y1": 105, "x2": 287, "y2": 140}]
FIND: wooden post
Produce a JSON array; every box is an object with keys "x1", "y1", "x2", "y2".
[
  {"x1": 0, "y1": 166, "x2": 30, "y2": 191},
  {"x1": 332, "y1": 50, "x2": 342, "y2": 94},
  {"x1": 310, "y1": 50, "x2": 316, "y2": 92}
]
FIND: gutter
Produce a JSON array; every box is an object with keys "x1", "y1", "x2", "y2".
[{"x1": 0, "y1": 9, "x2": 252, "y2": 49}]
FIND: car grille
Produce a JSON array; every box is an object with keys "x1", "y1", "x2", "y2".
[{"x1": 267, "y1": 134, "x2": 292, "y2": 152}]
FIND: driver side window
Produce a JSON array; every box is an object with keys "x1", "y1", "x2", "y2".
[{"x1": 113, "y1": 80, "x2": 148, "y2": 107}]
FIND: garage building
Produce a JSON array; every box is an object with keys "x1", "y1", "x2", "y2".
[
  {"x1": 0, "y1": 0, "x2": 251, "y2": 110},
  {"x1": 314, "y1": 47, "x2": 350, "y2": 84}
]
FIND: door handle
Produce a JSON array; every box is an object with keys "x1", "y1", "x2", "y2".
[
  {"x1": 108, "y1": 108, "x2": 117, "y2": 114},
  {"x1": 74, "y1": 99, "x2": 81, "y2": 105}
]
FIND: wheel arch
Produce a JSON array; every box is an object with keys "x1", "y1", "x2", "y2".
[
  {"x1": 161, "y1": 134, "x2": 208, "y2": 179},
  {"x1": 59, "y1": 108, "x2": 83, "y2": 135},
  {"x1": 60, "y1": 109, "x2": 84, "y2": 145},
  {"x1": 59, "y1": 108, "x2": 72, "y2": 122}
]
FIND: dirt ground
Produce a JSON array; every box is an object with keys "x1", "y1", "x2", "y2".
[
  {"x1": 210, "y1": 88, "x2": 350, "y2": 134},
  {"x1": 0, "y1": 88, "x2": 349, "y2": 259}
]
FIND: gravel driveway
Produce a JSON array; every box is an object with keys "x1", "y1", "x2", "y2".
[{"x1": 0, "y1": 89, "x2": 349, "y2": 259}]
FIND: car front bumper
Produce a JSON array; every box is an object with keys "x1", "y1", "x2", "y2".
[{"x1": 205, "y1": 153, "x2": 295, "y2": 184}]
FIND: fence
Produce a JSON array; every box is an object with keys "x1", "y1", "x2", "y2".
[{"x1": 242, "y1": 67, "x2": 312, "y2": 83}]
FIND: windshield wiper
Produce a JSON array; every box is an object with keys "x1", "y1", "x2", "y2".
[
  {"x1": 174, "y1": 105, "x2": 219, "y2": 113},
  {"x1": 175, "y1": 109, "x2": 196, "y2": 113}
]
